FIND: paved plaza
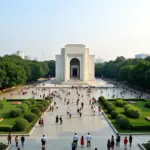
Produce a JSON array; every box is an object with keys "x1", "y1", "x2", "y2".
[{"x1": 0, "y1": 80, "x2": 149, "y2": 150}]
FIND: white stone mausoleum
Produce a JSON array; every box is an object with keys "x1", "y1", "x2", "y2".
[{"x1": 56, "y1": 44, "x2": 95, "y2": 82}]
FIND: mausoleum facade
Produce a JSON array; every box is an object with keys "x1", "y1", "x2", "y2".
[{"x1": 56, "y1": 44, "x2": 95, "y2": 82}]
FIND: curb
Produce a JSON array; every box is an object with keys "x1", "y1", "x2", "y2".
[
  {"x1": 6, "y1": 145, "x2": 11, "y2": 150},
  {"x1": 138, "y1": 143, "x2": 146, "y2": 150}
]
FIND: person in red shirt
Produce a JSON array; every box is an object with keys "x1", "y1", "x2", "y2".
[
  {"x1": 124, "y1": 137, "x2": 128, "y2": 149},
  {"x1": 80, "y1": 136, "x2": 84, "y2": 147}
]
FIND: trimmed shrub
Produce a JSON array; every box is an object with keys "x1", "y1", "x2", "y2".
[
  {"x1": 30, "y1": 99, "x2": 36, "y2": 105},
  {"x1": 13, "y1": 119, "x2": 29, "y2": 131},
  {"x1": 145, "y1": 102, "x2": 150, "y2": 108},
  {"x1": 36, "y1": 103, "x2": 44, "y2": 110},
  {"x1": 118, "y1": 117, "x2": 130, "y2": 129},
  {"x1": 0, "y1": 142, "x2": 8, "y2": 149},
  {"x1": 107, "y1": 105, "x2": 116, "y2": 113},
  {"x1": 103, "y1": 101, "x2": 110, "y2": 108},
  {"x1": 126, "y1": 108, "x2": 140, "y2": 118},
  {"x1": 111, "y1": 111, "x2": 119, "y2": 119},
  {"x1": 116, "y1": 114, "x2": 126, "y2": 123},
  {"x1": 23, "y1": 101, "x2": 32, "y2": 108},
  {"x1": 0, "y1": 125, "x2": 13, "y2": 131},
  {"x1": 131, "y1": 124, "x2": 150, "y2": 130},
  {"x1": 98, "y1": 96, "x2": 106, "y2": 103},
  {"x1": 17, "y1": 103, "x2": 28, "y2": 113},
  {"x1": 115, "y1": 99, "x2": 127, "y2": 107},
  {"x1": 9, "y1": 108, "x2": 22, "y2": 118},
  {"x1": 24, "y1": 113, "x2": 37, "y2": 122},
  {"x1": 31, "y1": 107, "x2": 40, "y2": 115},
  {"x1": 0, "y1": 103, "x2": 4, "y2": 109},
  {"x1": 45, "y1": 96, "x2": 51, "y2": 100}
]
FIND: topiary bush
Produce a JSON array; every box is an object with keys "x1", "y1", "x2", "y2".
[
  {"x1": 107, "y1": 104, "x2": 116, "y2": 113},
  {"x1": 126, "y1": 108, "x2": 140, "y2": 118},
  {"x1": 30, "y1": 99, "x2": 36, "y2": 105},
  {"x1": 13, "y1": 119, "x2": 29, "y2": 131},
  {"x1": 36, "y1": 103, "x2": 44, "y2": 110},
  {"x1": 0, "y1": 103, "x2": 4, "y2": 109},
  {"x1": 45, "y1": 96, "x2": 51, "y2": 100},
  {"x1": 31, "y1": 107, "x2": 40, "y2": 115},
  {"x1": 118, "y1": 117, "x2": 130, "y2": 129},
  {"x1": 103, "y1": 101, "x2": 110, "y2": 108},
  {"x1": 115, "y1": 99, "x2": 127, "y2": 107},
  {"x1": 0, "y1": 142, "x2": 8, "y2": 149},
  {"x1": 0, "y1": 125, "x2": 13, "y2": 131},
  {"x1": 111, "y1": 111, "x2": 119, "y2": 119},
  {"x1": 145, "y1": 102, "x2": 150, "y2": 108},
  {"x1": 17, "y1": 103, "x2": 28, "y2": 113},
  {"x1": 124, "y1": 104, "x2": 140, "y2": 118},
  {"x1": 116, "y1": 114, "x2": 126, "y2": 123},
  {"x1": 9, "y1": 108, "x2": 22, "y2": 118},
  {"x1": 23, "y1": 101, "x2": 32, "y2": 108},
  {"x1": 24, "y1": 113, "x2": 37, "y2": 122},
  {"x1": 98, "y1": 96, "x2": 106, "y2": 104}
]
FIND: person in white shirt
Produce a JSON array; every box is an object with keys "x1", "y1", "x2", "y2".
[
  {"x1": 41, "y1": 135, "x2": 46, "y2": 149},
  {"x1": 69, "y1": 110, "x2": 72, "y2": 118},
  {"x1": 86, "y1": 133, "x2": 91, "y2": 147},
  {"x1": 73, "y1": 133, "x2": 78, "y2": 146}
]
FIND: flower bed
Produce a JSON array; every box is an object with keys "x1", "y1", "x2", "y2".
[
  {"x1": 0, "y1": 118, "x2": 4, "y2": 122},
  {"x1": 12, "y1": 101, "x2": 22, "y2": 105}
]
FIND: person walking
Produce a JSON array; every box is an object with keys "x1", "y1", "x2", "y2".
[
  {"x1": 116, "y1": 133, "x2": 120, "y2": 146},
  {"x1": 111, "y1": 135, "x2": 115, "y2": 150},
  {"x1": 56, "y1": 115, "x2": 59, "y2": 123},
  {"x1": 7, "y1": 133, "x2": 12, "y2": 145},
  {"x1": 60, "y1": 116, "x2": 63, "y2": 124},
  {"x1": 20, "y1": 135, "x2": 25, "y2": 147},
  {"x1": 73, "y1": 133, "x2": 78, "y2": 147},
  {"x1": 79, "y1": 109, "x2": 82, "y2": 117},
  {"x1": 86, "y1": 133, "x2": 91, "y2": 147},
  {"x1": 80, "y1": 136, "x2": 84, "y2": 147},
  {"x1": 69, "y1": 110, "x2": 72, "y2": 118},
  {"x1": 129, "y1": 135, "x2": 132, "y2": 147},
  {"x1": 72, "y1": 141, "x2": 76, "y2": 150},
  {"x1": 124, "y1": 137, "x2": 128, "y2": 149},
  {"x1": 15, "y1": 135, "x2": 19, "y2": 147},
  {"x1": 107, "y1": 139, "x2": 111, "y2": 150},
  {"x1": 41, "y1": 135, "x2": 46, "y2": 150}
]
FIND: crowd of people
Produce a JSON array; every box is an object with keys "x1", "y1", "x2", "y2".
[{"x1": 2, "y1": 82, "x2": 144, "y2": 150}]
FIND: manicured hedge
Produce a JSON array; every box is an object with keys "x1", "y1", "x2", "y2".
[
  {"x1": 23, "y1": 101, "x2": 32, "y2": 107},
  {"x1": 118, "y1": 117, "x2": 130, "y2": 129},
  {"x1": 124, "y1": 104, "x2": 140, "y2": 118},
  {"x1": 31, "y1": 107, "x2": 40, "y2": 115},
  {"x1": 116, "y1": 114, "x2": 126, "y2": 123},
  {"x1": 9, "y1": 108, "x2": 22, "y2": 118},
  {"x1": 30, "y1": 99, "x2": 36, "y2": 105},
  {"x1": 13, "y1": 119, "x2": 29, "y2": 131},
  {"x1": 36, "y1": 104, "x2": 44, "y2": 109},
  {"x1": 143, "y1": 143, "x2": 150, "y2": 149},
  {"x1": 0, "y1": 103, "x2": 4, "y2": 109},
  {"x1": 145, "y1": 102, "x2": 150, "y2": 108},
  {"x1": 17, "y1": 103, "x2": 28, "y2": 113},
  {"x1": 98, "y1": 96, "x2": 106, "y2": 103},
  {"x1": 107, "y1": 105, "x2": 116, "y2": 113},
  {"x1": 115, "y1": 99, "x2": 127, "y2": 107},
  {"x1": 0, "y1": 142, "x2": 8, "y2": 149},
  {"x1": 111, "y1": 111, "x2": 119, "y2": 119},
  {"x1": 0, "y1": 125, "x2": 13, "y2": 131},
  {"x1": 131, "y1": 124, "x2": 150, "y2": 130},
  {"x1": 24, "y1": 113, "x2": 37, "y2": 122}
]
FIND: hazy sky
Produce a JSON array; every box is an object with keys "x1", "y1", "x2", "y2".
[{"x1": 0, "y1": 0, "x2": 150, "y2": 61}]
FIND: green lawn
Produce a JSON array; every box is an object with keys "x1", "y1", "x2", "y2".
[
  {"x1": 100, "y1": 99, "x2": 150, "y2": 133},
  {"x1": 0, "y1": 99, "x2": 50, "y2": 134}
]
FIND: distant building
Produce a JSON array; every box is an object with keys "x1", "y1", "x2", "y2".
[
  {"x1": 15, "y1": 51, "x2": 25, "y2": 59},
  {"x1": 95, "y1": 57, "x2": 104, "y2": 63},
  {"x1": 24, "y1": 55, "x2": 31, "y2": 60},
  {"x1": 135, "y1": 53, "x2": 149, "y2": 59}
]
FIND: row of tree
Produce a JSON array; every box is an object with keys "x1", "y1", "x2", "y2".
[
  {"x1": 95, "y1": 56, "x2": 150, "y2": 89},
  {"x1": 0, "y1": 55, "x2": 55, "y2": 89}
]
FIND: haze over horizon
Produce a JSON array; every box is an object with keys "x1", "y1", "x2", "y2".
[{"x1": 0, "y1": 0, "x2": 150, "y2": 61}]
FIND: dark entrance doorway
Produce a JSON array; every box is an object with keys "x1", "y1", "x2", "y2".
[
  {"x1": 73, "y1": 68, "x2": 77, "y2": 77},
  {"x1": 70, "y1": 58, "x2": 80, "y2": 79}
]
